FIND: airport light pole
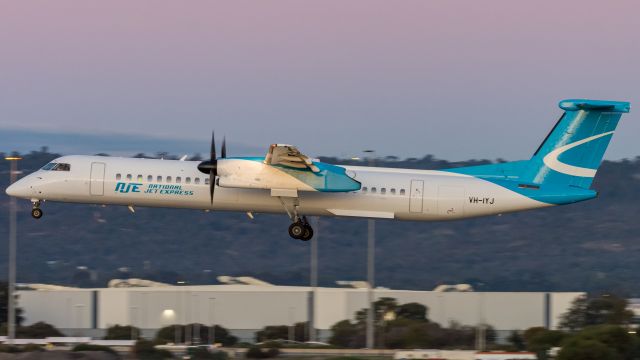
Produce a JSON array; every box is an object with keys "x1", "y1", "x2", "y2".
[
  {"x1": 208, "y1": 297, "x2": 215, "y2": 345},
  {"x1": 363, "y1": 150, "x2": 376, "y2": 349},
  {"x1": 5, "y1": 156, "x2": 21, "y2": 345},
  {"x1": 288, "y1": 306, "x2": 295, "y2": 341},
  {"x1": 130, "y1": 305, "x2": 139, "y2": 340},
  {"x1": 309, "y1": 216, "x2": 318, "y2": 341}
]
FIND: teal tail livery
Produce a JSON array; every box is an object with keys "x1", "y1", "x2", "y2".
[
  {"x1": 448, "y1": 99, "x2": 630, "y2": 205},
  {"x1": 524, "y1": 99, "x2": 630, "y2": 188},
  {"x1": 4, "y1": 98, "x2": 631, "y2": 241}
]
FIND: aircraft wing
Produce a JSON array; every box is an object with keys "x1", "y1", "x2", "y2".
[
  {"x1": 216, "y1": 144, "x2": 361, "y2": 193},
  {"x1": 265, "y1": 144, "x2": 320, "y2": 173}
]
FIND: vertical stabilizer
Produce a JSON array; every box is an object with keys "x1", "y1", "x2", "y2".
[{"x1": 522, "y1": 99, "x2": 630, "y2": 188}]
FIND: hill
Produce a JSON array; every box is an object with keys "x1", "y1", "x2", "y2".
[{"x1": 1, "y1": 149, "x2": 640, "y2": 295}]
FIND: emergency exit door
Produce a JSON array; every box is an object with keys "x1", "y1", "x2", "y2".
[
  {"x1": 90, "y1": 162, "x2": 105, "y2": 196},
  {"x1": 409, "y1": 179, "x2": 424, "y2": 213}
]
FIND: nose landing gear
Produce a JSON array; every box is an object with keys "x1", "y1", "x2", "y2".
[{"x1": 31, "y1": 201, "x2": 43, "y2": 219}]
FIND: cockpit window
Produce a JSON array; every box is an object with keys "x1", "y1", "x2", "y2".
[
  {"x1": 53, "y1": 163, "x2": 71, "y2": 171},
  {"x1": 41, "y1": 162, "x2": 71, "y2": 171}
]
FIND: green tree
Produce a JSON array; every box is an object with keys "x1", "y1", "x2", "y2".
[
  {"x1": 383, "y1": 318, "x2": 433, "y2": 349},
  {"x1": 155, "y1": 324, "x2": 237, "y2": 346},
  {"x1": 523, "y1": 326, "x2": 566, "y2": 358},
  {"x1": 17, "y1": 322, "x2": 64, "y2": 338},
  {"x1": 328, "y1": 320, "x2": 362, "y2": 348},
  {"x1": 104, "y1": 324, "x2": 141, "y2": 340},
  {"x1": 255, "y1": 322, "x2": 308, "y2": 342},
  {"x1": 355, "y1": 297, "x2": 399, "y2": 324},
  {"x1": 72, "y1": 344, "x2": 117, "y2": 355},
  {"x1": 134, "y1": 339, "x2": 173, "y2": 359},
  {"x1": 557, "y1": 325, "x2": 639, "y2": 360},
  {"x1": 396, "y1": 303, "x2": 428, "y2": 321},
  {"x1": 329, "y1": 299, "x2": 491, "y2": 349},
  {"x1": 560, "y1": 294, "x2": 634, "y2": 331},
  {"x1": 558, "y1": 338, "x2": 620, "y2": 360},
  {"x1": 507, "y1": 331, "x2": 525, "y2": 351}
]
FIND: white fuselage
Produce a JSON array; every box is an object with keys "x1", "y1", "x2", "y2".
[{"x1": 9, "y1": 155, "x2": 550, "y2": 221}]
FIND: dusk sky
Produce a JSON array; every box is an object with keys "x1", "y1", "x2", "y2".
[{"x1": 1, "y1": 1, "x2": 638, "y2": 160}]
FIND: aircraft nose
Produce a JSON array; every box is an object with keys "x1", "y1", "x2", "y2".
[{"x1": 5, "y1": 180, "x2": 30, "y2": 198}]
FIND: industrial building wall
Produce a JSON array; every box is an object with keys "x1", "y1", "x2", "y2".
[
  {"x1": 19, "y1": 290, "x2": 94, "y2": 329},
  {"x1": 109, "y1": 289, "x2": 311, "y2": 330},
  {"x1": 17, "y1": 287, "x2": 584, "y2": 341}
]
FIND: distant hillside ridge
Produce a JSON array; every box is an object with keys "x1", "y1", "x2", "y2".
[{"x1": 2, "y1": 149, "x2": 640, "y2": 295}]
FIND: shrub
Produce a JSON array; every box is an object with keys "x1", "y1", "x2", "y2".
[
  {"x1": 16, "y1": 322, "x2": 64, "y2": 338},
  {"x1": 22, "y1": 343, "x2": 44, "y2": 352},
  {"x1": 105, "y1": 324, "x2": 141, "y2": 340},
  {"x1": 134, "y1": 339, "x2": 174, "y2": 360},
  {"x1": 245, "y1": 346, "x2": 279, "y2": 358},
  {"x1": 155, "y1": 324, "x2": 237, "y2": 346},
  {"x1": 188, "y1": 346, "x2": 228, "y2": 360},
  {"x1": 265, "y1": 348, "x2": 280, "y2": 358},
  {"x1": 0, "y1": 345, "x2": 21, "y2": 353},
  {"x1": 72, "y1": 343, "x2": 118, "y2": 355}
]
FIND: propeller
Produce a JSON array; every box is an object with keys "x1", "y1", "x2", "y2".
[{"x1": 197, "y1": 132, "x2": 227, "y2": 204}]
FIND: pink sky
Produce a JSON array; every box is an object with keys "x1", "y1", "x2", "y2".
[{"x1": 1, "y1": 1, "x2": 638, "y2": 159}]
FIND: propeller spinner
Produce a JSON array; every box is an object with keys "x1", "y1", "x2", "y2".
[{"x1": 197, "y1": 132, "x2": 227, "y2": 204}]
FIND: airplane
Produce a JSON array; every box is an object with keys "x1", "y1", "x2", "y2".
[{"x1": 5, "y1": 99, "x2": 630, "y2": 241}]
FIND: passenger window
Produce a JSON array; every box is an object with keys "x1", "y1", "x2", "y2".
[
  {"x1": 362, "y1": 187, "x2": 368, "y2": 192},
  {"x1": 166, "y1": 176, "x2": 172, "y2": 183},
  {"x1": 205, "y1": 178, "x2": 210, "y2": 185},
  {"x1": 137, "y1": 175, "x2": 143, "y2": 182},
  {"x1": 116, "y1": 174, "x2": 121, "y2": 181},
  {"x1": 147, "y1": 175, "x2": 153, "y2": 182},
  {"x1": 157, "y1": 176, "x2": 163, "y2": 183},
  {"x1": 371, "y1": 187, "x2": 377, "y2": 194},
  {"x1": 126, "y1": 174, "x2": 132, "y2": 181},
  {"x1": 176, "y1": 176, "x2": 181, "y2": 183},
  {"x1": 186, "y1": 177, "x2": 191, "y2": 184},
  {"x1": 194, "y1": 178, "x2": 201, "y2": 185},
  {"x1": 400, "y1": 189, "x2": 406, "y2": 195},
  {"x1": 391, "y1": 188, "x2": 396, "y2": 195},
  {"x1": 381, "y1": 188, "x2": 386, "y2": 194}
]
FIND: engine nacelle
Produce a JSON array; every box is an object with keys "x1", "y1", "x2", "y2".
[{"x1": 217, "y1": 158, "x2": 361, "y2": 192}]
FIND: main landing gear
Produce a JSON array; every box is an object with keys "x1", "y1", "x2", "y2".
[
  {"x1": 31, "y1": 201, "x2": 43, "y2": 219},
  {"x1": 288, "y1": 217, "x2": 314, "y2": 241},
  {"x1": 277, "y1": 196, "x2": 314, "y2": 241}
]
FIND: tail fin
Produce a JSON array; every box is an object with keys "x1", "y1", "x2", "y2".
[{"x1": 522, "y1": 99, "x2": 630, "y2": 188}]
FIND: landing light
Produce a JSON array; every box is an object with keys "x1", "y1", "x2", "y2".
[{"x1": 4, "y1": 156, "x2": 22, "y2": 161}]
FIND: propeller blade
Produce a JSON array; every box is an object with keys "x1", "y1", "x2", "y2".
[
  {"x1": 221, "y1": 137, "x2": 227, "y2": 159},
  {"x1": 211, "y1": 131, "x2": 216, "y2": 161},
  {"x1": 209, "y1": 169, "x2": 215, "y2": 204}
]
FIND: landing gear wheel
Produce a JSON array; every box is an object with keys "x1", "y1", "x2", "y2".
[
  {"x1": 299, "y1": 224, "x2": 314, "y2": 241},
  {"x1": 31, "y1": 208, "x2": 43, "y2": 219},
  {"x1": 288, "y1": 222, "x2": 305, "y2": 239}
]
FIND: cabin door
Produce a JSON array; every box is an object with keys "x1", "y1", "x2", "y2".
[
  {"x1": 409, "y1": 179, "x2": 424, "y2": 213},
  {"x1": 90, "y1": 162, "x2": 106, "y2": 196}
]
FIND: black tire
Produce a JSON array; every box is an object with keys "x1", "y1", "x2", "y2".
[
  {"x1": 300, "y1": 225, "x2": 314, "y2": 241},
  {"x1": 288, "y1": 222, "x2": 305, "y2": 239},
  {"x1": 31, "y1": 208, "x2": 43, "y2": 219}
]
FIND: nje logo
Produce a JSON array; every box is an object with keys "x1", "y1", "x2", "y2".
[{"x1": 115, "y1": 182, "x2": 142, "y2": 193}]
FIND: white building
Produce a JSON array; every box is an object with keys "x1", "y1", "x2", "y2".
[{"x1": 17, "y1": 284, "x2": 582, "y2": 341}]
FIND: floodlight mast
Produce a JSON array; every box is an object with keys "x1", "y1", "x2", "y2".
[
  {"x1": 5, "y1": 156, "x2": 22, "y2": 345},
  {"x1": 363, "y1": 150, "x2": 375, "y2": 349}
]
